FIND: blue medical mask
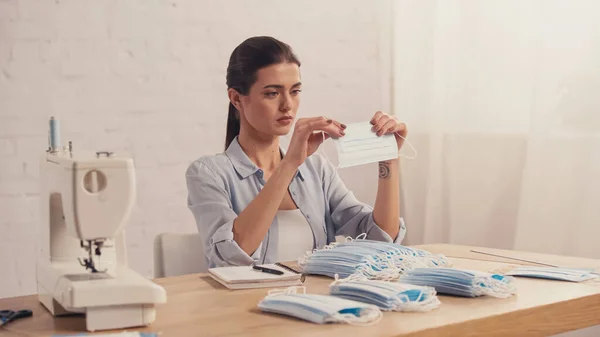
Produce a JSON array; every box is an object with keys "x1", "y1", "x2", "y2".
[
  {"x1": 332, "y1": 238, "x2": 451, "y2": 268},
  {"x1": 257, "y1": 286, "x2": 382, "y2": 326},
  {"x1": 503, "y1": 266, "x2": 599, "y2": 282},
  {"x1": 298, "y1": 244, "x2": 400, "y2": 279},
  {"x1": 298, "y1": 237, "x2": 451, "y2": 280},
  {"x1": 329, "y1": 276, "x2": 440, "y2": 312},
  {"x1": 321, "y1": 121, "x2": 417, "y2": 169},
  {"x1": 399, "y1": 268, "x2": 517, "y2": 298}
]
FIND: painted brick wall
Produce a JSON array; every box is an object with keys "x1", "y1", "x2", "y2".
[{"x1": 0, "y1": 0, "x2": 392, "y2": 298}]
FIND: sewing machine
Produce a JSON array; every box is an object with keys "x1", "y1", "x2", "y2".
[{"x1": 36, "y1": 117, "x2": 166, "y2": 331}]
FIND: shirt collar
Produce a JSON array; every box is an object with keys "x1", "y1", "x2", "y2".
[{"x1": 225, "y1": 137, "x2": 308, "y2": 181}]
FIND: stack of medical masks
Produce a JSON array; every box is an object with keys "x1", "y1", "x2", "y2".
[
  {"x1": 257, "y1": 286, "x2": 382, "y2": 326},
  {"x1": 399, "y1": 268, "x2": 517, "y2": 298},
  {"x1": 503, "y1": 266, "x2": 599, "y2": 282},
  {"x1": 329, "y1": 276, "x2": 441, "y2": 312},
  {"x1": 298, "y1": 238, "x2": 450, "y2": 280}
]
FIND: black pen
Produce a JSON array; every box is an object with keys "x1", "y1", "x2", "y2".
[{"x1": 252, "y1": 265, "x2": 284, "y2": 275}]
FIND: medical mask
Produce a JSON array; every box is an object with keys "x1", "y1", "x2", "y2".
[
  {"x1": 257, "y1": 286, "x2": 382, "y2": 326},
  {"x1": 324, "y1": 121, "x2": 417, "y2": 169},
  {"x1": 332, "y1": 237, "x2": 451, "y2": 268},
  {"x1": 297, "y1": 236, "x2": 451, "y2": 280},
  {"x1": 329, "y1": 275, "x2": 441, "y2": 312},
  {"x1": 399, "y1": 268, "x2": 517, "y2": 298},
  {"x1": 502, "y1": 266, "x2": 599, "y2": 283},
  {"x1": 298, "y1": 243, "x2": 400, "y2": 280}
]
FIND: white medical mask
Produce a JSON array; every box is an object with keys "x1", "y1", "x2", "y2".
[
  {"x1": 327, "y1": 121, "x2": 417, "y2": 168},
  {"x1": 257, "y1": 286, "x2": 382, "y2": 326},
  {"x1": 503, "y1": 266, "x2": 599, "y2": 283}
]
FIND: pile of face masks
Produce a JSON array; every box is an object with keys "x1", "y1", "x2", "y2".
[
  {"x1": 503, "y1": 266, "x2": 599, "y2": 283},
  {"x1": 329, "y1": 275, "x2": 441, "y2": 312},
  {"x1": 297, "y1": 238, "x2": 451, "y2": 280},
  {"x1": 257, "y1": 286, "x2": 382, "y2": 326},
  {"x1": 398, "y1": 268, "x2": 517, "y2": 298}
]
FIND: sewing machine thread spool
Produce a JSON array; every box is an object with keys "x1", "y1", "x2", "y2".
[{"x1": 48, "y1": 117, "x2": 60, "y2": 153}]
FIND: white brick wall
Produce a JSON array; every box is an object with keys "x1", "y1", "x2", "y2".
[{"x1": 0, "y1": 0, "x2": 392, "y2": 298}]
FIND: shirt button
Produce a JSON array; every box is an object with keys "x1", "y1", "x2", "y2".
[
  {"x1": 306, "y1": 214, "x2": 311, "y2": 219},
  {"x1": 292, "y1": 191, "x2": 296, "y2": 196}
]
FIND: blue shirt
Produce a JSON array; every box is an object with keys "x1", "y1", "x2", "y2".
[{"x1": 185, "y1": 137, "x2": 407, "y2": 268}]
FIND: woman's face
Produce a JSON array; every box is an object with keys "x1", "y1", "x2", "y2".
[{"x1": 231, "y1": 62, "x2": 301, "y2": 138}]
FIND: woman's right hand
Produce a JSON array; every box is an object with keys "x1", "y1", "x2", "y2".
[{"x1": 282, "y1": 117, "x2": 346, "y2": 168}]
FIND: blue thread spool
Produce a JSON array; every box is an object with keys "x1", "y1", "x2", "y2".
[{"x1": 49, "y1": 117, "x2": 60, "y2": 152}]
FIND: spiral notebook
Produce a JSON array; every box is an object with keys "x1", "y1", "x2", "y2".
[{"x1": 208, "y1": 263, "x2": 303, "y2": 290}]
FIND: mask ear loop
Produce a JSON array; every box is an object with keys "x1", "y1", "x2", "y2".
[
  {"x1": 355, "y1": 233, "x2": 367, "y2": 241},
  {"x1": 392, "y1": 288, "x2": 441, "y2": 312},
  {"x1": 472, "y1": 274, "x2": 516, "y2": 298},
  {"x1": 394, "y1": 132, "x2": 418, "y2": 160},
  {"x1": 267, "y1": 285, "x2": 307, "y2": 297},
  {"x1": 320, "y1": 131, "x2": 340, "y2": 169}
]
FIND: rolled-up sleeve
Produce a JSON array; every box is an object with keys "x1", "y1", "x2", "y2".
[
  {"x1": 186, "y1": 161, "x2": 260, "y2": 267},
  {"x1": 319, "y1": 155, "x2": 407, "y2": 244}
]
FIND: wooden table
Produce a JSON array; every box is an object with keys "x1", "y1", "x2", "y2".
[{"x1": 2, "y1": 244, "x2": 600, "y2": 336}]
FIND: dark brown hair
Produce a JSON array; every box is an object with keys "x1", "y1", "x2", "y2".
[{"x1": 225, "y1": 36, "x2": 301, "y2": 149}]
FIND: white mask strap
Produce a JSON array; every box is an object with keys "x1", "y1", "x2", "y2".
[
  {"x1": 320, "y1": 131, "x2": 340, "y2": 169},
  {"x1": 395, "y1": 132, "x2": 418, "y2": 160},
  {"x1": 355, "y1": 233, "x2": 367, "y2": 241},
  {"x1": 331, "y1": 309, "x2": 383, "y2": 326},
  {"x1": 267, "y1": 285, "x2": 307, "y2": 297}
]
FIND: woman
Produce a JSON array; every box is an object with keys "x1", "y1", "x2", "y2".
[{"x1": 186, "y1": 36, "x2": 408, "y2": 268}]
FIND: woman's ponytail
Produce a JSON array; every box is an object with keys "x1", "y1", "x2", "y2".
[{"x1": 225, "y1": 102, "x2": 240, "y2": 149}]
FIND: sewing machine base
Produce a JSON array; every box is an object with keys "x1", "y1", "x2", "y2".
[
  {"x1": 38, "y1": 295, "x2": 156, "y2": 331},
  {"x1": 37, "y1": 261, "x2": 166, "y2": 331}
]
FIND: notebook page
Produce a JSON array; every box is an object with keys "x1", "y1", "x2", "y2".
[{"x1": 209, "y1": 264, "x2": 299, "y2": 284}]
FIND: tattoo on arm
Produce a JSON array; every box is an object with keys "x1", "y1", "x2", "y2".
[{"x1": 379, "y1": 162, "x2": 391, "y2": 179}]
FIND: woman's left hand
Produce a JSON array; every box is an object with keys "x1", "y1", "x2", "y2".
[{"x1": 370, "y1": 111, "x2": 407, "y2": 150}]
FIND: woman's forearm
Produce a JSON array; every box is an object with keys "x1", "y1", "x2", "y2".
[
  {"x1": 232, "y1": 160, "x2": 297, "y2": 256},
  {"x1": 373, "y1": 159, "x2": 401, "y2": 240}
]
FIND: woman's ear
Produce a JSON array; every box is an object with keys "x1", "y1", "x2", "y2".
[{"x1": 228, "y1": 88, "x2": 242, "y2": 112}]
